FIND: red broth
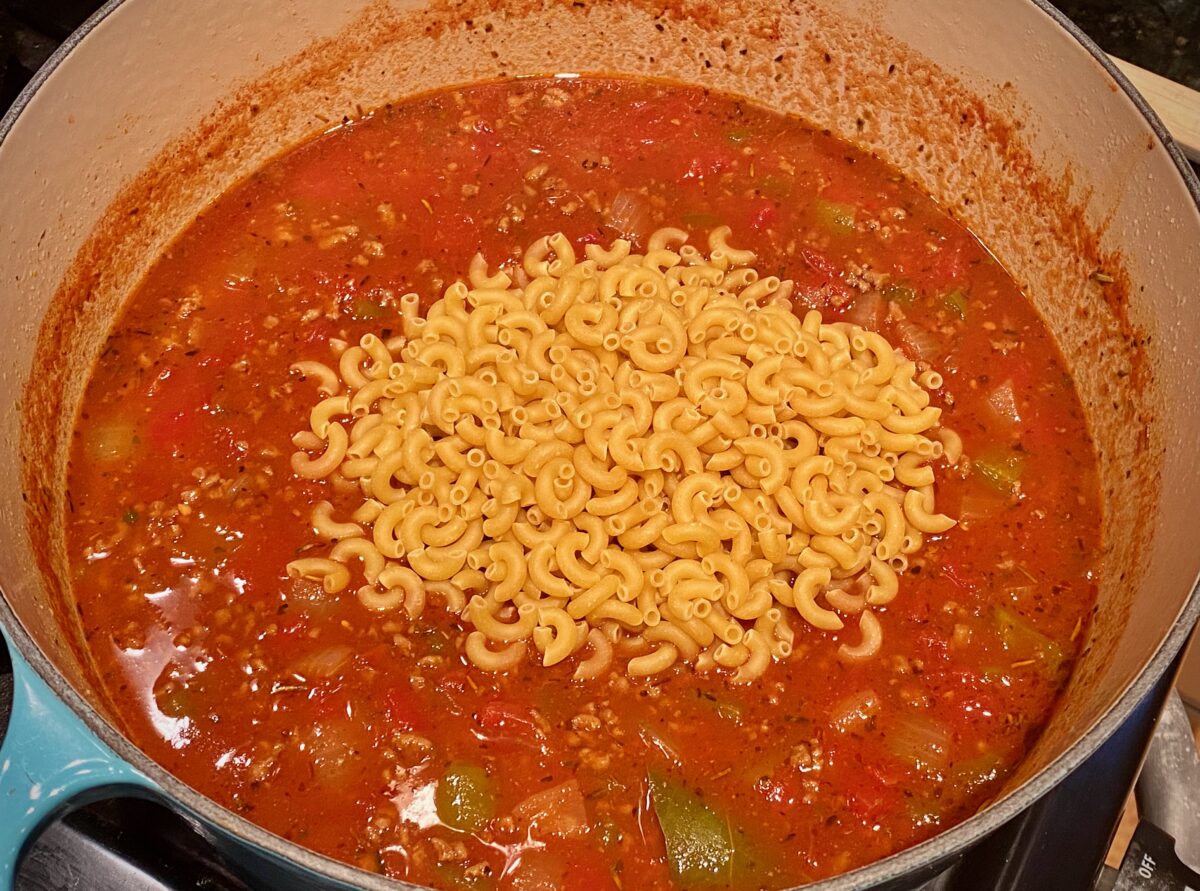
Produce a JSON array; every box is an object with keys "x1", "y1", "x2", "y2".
[{"x1": 66, "y1": 77, "x2": 1100, "y2": 889}]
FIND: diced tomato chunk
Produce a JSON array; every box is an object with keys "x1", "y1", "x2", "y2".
[
  {"x1": 943, "y1": 669, "x2": 1003, "y2": 718},
  {"x1": 145, "y1": 366, "x2": 210, "y2": 453},
  {"x1": 476, "y1": 699, "x2": 541, "y2": 741},
  {"x1": 915, "y1": 628, "x2": 951, "y2": 663},
  {"x1": 561, "y1": 850, "x2": 618, "y2": 891},
  {"x1": 384, "y1": 684, "x2": 428, "y2": 732},
  {"x1": 747, "y1": 199, "x2": 778, "y2": 232},
  {"x1": 294, "y1": 317, "x2": 338, "y2": 349},
  {"x1": 754, "y1": 770, "x2": 801, "y2": 808},
  {"x1": 928, "y1": 238, "x2": 967, "y2": 285},
  {"x1": 848, "y1": 765, "x2": 901, "y2": 822},
  {"x1": 800, "y1": 247, "x2": 842, "y2": 281},
  {"x1": 679, "y1": 148, "x2": 734, "y2": 182}
]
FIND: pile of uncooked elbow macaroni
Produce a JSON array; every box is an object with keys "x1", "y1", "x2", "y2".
[{"x1": 286, "y1": 227, "x2": 957, "y2": 682}]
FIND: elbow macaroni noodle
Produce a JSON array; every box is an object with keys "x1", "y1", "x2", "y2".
[{"x1": 286, "y1": 227, "x2": 956, "y2": 681}]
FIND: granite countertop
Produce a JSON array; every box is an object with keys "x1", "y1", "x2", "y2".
[{"x1": 1056, "y1": 0, "x2": 1199, "y2": 90}]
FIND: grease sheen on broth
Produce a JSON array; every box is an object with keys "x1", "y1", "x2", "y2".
[{"x1": 67, "y1": 76, "x2": 1101, "y2": 889}]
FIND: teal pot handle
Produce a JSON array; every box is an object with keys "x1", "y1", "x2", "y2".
[{"x1": 0, "y1": 628, "x2": 157, "y2": 888}]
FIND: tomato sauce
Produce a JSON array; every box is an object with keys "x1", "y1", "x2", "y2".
[{"x1": 66, "y1": 77, "x2": 1101, "y2": 889}]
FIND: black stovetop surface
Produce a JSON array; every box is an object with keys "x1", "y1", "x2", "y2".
[{"x1": 1, "y1": 2, "x2": 1198, "y2": 890}]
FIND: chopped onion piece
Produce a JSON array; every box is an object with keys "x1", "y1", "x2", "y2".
[
  {"x1": 306, "y1": 719, "x2": 370, "y2": 788},
  {"x1": 829, "y1": 689, "x2": 881, "y2": 733},
  {"x1": 511, "y1": 779, "x2": 589, "y2": 839},
  {"x1": 638, "y1": 722, "x2": 682, "y2": 761},
  {"x1": 958, "y1": 490, "x2": 1004, "y2": 521},
  {"x1": 844, "y1": 291, "x2": 884, "y2": 330},
  {"x1": 986, "y1": 379, "x2": 1022, "y2": 425},
  {"x1": 893, "y1": 319, "x2": 940, "y2": 361},
  {"x1": 885, "y1": 711, "x2": 951, "y2": 774},
  {"x1": 290, "y1": 644, "x2": 353, "y2": 680},
  {"x1": 605, "y1": 189, "x2": 651, "y2": 240},
  {"x1": 86, "y1": 420, "x2": 137, "y2": 462}
]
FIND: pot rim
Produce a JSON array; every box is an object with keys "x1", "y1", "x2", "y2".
[{"x1": 1, "y1": 1, "x2": 1198, "y2": 889}]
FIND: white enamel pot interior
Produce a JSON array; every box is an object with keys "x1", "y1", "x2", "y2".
[{"x1": 1, "y1": 0, "x2": 1199, "y2": 888}]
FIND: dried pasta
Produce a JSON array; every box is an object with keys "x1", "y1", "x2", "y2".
[{"x1": 286, "y1": 227, "x2": 955, "y2": 681}]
